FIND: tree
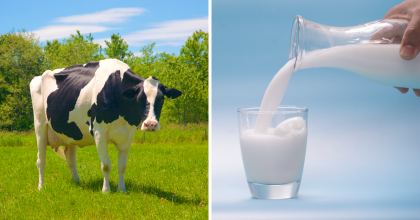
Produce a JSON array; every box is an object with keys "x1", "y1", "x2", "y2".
[
  {"x1": 178, "y1": 30, "x2": 209, "y2": 123},
  {"x1": 0, "y1": 30, "x2": 44, "y2": 130},
  {"x1": 104, "y1": 33, "x2": 134, "y2": 63},
  {"x1": 180, "y1": 30, "x2": 208, "y2": 83},
  {"x1": 0, "y1": 29, "x2": 209, "y2": 131},
  {"x1": 43, "y1": 30, "x2": 104, "y2": 70},
  {"x1": 130, "y1": 43, "x2": 158, "y2": 79}
]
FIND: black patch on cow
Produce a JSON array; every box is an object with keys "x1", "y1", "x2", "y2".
[
  {"x1": 46, "y1": 62, "x2": 99, "y2": 140},
  {"x1": 86, "y1": 121, "x2": 89, "y2": 125},
  {"x1": 90, "y1": 69, "x2": 146, "y2": 129}
]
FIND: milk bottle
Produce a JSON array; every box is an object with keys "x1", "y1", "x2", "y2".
[{"x1": 255, "y1": 16, "x2": 420, "y2": 132}]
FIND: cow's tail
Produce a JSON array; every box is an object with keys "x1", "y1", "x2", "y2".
[{"x1": 53, "y1": 146, "x2": 66, "y2": 160}]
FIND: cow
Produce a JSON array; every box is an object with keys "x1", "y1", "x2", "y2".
[{"x1": 29, "y1": 59, "x2": 182, "y2": 193}]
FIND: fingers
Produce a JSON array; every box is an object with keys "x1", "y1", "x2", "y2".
[
  {"x1": 395, "y1": 87, "x2": 420, "y2": 97},
  {"x1": 400, "y1": 11, "x2": 420, "y2": 60},
  {"x1": 370, "y1": 20, "x2": 408, "y2": 43},
  {"x1": 395, "y1": 87, "x2": 409, "y2": 94}
]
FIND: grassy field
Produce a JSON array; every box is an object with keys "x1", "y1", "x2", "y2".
[
  {"x1": 0, "y1": 124, "x2": 208, "y2": 219},
  {"x1": 0, "y1": 123, "x2": 208, "y2": 147}
]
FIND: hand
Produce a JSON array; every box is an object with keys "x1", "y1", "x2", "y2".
[{"x1": 384, "y1": 0, "x2": 420, "y2": 96}]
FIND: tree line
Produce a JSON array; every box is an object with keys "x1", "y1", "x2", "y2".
[{"x1": 0, "y1": 30, "x2": 208, "y2": 131}]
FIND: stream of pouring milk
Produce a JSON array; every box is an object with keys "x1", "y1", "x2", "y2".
[{"x1": 254, "y1": 44, "x2": 420, "y2": 132}]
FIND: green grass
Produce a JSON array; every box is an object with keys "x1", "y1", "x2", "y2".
[
  {"x1": 0, "y1": 142, "x2": 208, "y2": 219},
  {"x1": 133, "y1": 123, "x2": 208, "y2": 144},
  {"x1": 0, "y1": 131, "x2": 36, "y2": 147},
  {"x1": 0, "y1": 123, "x2": 208, "y2": 147}
]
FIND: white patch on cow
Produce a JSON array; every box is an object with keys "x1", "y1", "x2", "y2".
[
  {"x1": 93, "y1": 116, "x2": 137, "y2": 151},
  {"x1": 140, "y1": 76, "x2": 160, "y2": 130}
]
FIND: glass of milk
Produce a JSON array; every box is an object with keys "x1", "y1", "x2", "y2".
[{"x1": 238, "y1": 106, "x2": 308, "y2": 199}]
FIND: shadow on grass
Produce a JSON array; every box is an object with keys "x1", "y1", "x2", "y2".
[{"x1": 81, "y1": 178, "x2": 205, "y2": 206}]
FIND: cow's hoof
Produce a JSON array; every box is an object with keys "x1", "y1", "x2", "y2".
[
  {"x1": 38, "y1": 185, "x2": 43, "y2": 191},
  {"x1": 118, "y1": 188, "x2": 127, "y2": 194},
  {"x1": 102, "y1": 188, "x2": 111, "y2": 194}
]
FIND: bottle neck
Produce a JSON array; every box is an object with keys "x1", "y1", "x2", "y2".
[{"x1": 289, "y1": 15, "x2": 305, "y2": 72}]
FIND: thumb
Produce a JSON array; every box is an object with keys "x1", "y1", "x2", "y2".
[{"x1": 400, "y1": 14, "x2": 420, "y2": 60}]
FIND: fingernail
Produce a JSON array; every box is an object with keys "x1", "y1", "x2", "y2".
[{"x1": 400, "y1": 45, "x2": 415, "y2": 58}]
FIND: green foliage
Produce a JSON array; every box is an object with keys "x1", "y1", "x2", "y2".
[
  {"x1": 0, "y1": 142, "x2": 208, "y2": 219},
  {"x1": 104, "y1": 33, "x2": 134, "y2": 63},
  {"x1": 130, "y1": 42, "x2": 158, "y2": 78},
  {"x1": 0, "y1": 30, "x2": 44, "y2": 131},
  {"x1": 0, "y1": 29, "x2": 208, "y2": 131},
  {"x1": 43, "y1": 30, "x2": 104, "y2": 70},
  {"x1": 177, "y1": 30, "x2": 209, "y2": 124}
]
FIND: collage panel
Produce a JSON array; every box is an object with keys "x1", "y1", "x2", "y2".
[{"x1": 212, "y1": 0, "x2": 420, "y2": 219}]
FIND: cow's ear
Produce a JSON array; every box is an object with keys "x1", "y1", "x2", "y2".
[
  {"x1": 122, "y1": 86, "x2": 141, "y2": 99},
  {"x1": 165, "y1": 88, "x2": 182, "y2": 99}
]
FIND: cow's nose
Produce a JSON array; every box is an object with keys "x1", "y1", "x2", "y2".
[{"x1": 144, "y1": 121, "x2": 158, "y2": 131}]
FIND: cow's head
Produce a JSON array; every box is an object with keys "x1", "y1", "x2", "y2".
[{"x1": 121, "y1": 76, "x2": 182, "y2": 131}]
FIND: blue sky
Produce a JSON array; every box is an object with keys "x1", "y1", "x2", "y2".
[{"x1": 1, "y1": 0, "x2": 208, "y2": 55}]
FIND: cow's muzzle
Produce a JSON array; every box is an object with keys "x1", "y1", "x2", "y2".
[{"x1": 141, "y1": 121, "x2": 159, "y2": 132}]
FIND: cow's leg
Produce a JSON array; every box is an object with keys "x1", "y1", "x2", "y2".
[
  {"x1": 31, "y1": 76, "x2": 48, "y2": 190},
  {"x1": 117, "y1": 144, "x2": 131, "y2": 193},
  {"x1": 36, "y1": 123, "x2": 47, "y2": 190},
  {"x1": 65, "y1": 146, "x2": 81, "y2": 184},
  {"x1": 94, "y1": 131, "x2": 112, "y2": 193}
]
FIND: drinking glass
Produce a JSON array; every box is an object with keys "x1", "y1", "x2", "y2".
[{"x1": 237, "y1": 106, "x2": 308, "y2": 199}]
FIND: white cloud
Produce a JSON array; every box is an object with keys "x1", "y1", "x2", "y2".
[
  {"x1": 123, "y1": 17, "x2": 208, "y2": 46},
  {"x1": 34, "y1": 25, "x2": 111, "y2": 42},
  {"x1": 54, "y1": 8, "x2": 147, "y2": 24},
  {"x1": 32, "y1": 10, "x2": 208, "y2": 51},
  {"x1": 32, "y1": 7, "x2": 145, "y2": 42}
]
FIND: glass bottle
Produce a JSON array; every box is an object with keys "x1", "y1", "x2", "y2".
[{"x1": 289, "y1": 15, "x2": 420, "y2": 89}]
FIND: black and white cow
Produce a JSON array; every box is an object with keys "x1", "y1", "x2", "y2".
[{"x1": 30, "y1": 59, "x2": 181, "y2": 192}]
